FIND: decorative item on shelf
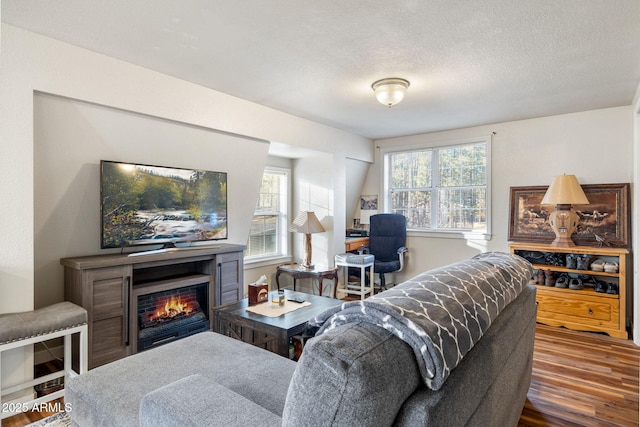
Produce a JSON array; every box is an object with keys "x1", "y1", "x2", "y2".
[
  {"x1": 289, "y1": 211, "x2": 326, "y2": 269},
  {"x1": 540, "y1": 174, "x2": 589, "y2": 247},
  {"x1": 248, "y1": 275, "x2": 269, "y2": 305},
  {"x1": 371, "y1": 78, "x2": 410, "y2": 107}
]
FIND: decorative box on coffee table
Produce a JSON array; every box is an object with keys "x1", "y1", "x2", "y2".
[{"x1": 509, "y1": 243, "x2": 629, "y2": 339}]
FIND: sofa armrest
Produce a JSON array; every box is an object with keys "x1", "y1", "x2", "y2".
[
  {"x1": 140, "y1": 374, "x2": 281, "y2": 427},
  {"x1": 283, "y1": 322, "x2": 420, "y2": 427}
]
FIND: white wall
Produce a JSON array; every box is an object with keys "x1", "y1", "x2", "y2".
[
  {"x1": 345, "y1": 157, "x2": 371, "y2": 226},
  {"x1": 365, "y1": 106, "x2": 635, "y2": 282},
  {"x1": 0, "y1": 24, "x2": 372, "y2": 388},
  {"x1": 291, "y1": 154, "x2": 335, "y2": 266},
  {"x1": 34, "y1": 93, "x2": 271, "y2": 308},
  {"x1": 0, "y1": 23, "x2": 372, "y2": 312}
]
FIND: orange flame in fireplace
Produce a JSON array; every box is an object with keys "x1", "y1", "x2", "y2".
[{"x1": 151, "y1": 296, "x2": 193, "y2": 322}]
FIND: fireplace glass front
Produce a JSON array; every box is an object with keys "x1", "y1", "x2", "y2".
[{"x1": 136, "y1": 282, "x2": 210, "y2": 351}]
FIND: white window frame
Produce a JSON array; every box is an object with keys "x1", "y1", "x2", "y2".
[
  {"x1": 244, "y1": 166, "x2": 291, "y2": 264},
  {"x1": 381, "y1": 135, "x2": 492, "y2": 240}
]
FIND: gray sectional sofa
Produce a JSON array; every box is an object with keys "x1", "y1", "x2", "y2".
[{"x1": 66, "y1": 252, "x2": 536, "y2": 427}]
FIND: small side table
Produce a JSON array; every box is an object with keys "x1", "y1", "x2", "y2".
[
  {"x1": 275, "y1": 263, "x2": 339, "y2": 298},
  {"x1": 334, "y1": 254, "x2": 374, "y2": 300}
]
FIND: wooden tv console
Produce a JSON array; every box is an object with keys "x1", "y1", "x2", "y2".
[{"x1": 61, "y1": 244, "x2": 245, "y2": 369}]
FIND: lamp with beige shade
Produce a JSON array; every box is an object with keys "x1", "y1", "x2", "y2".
[
  {"x1": 289, "y1": 211, "x2": 325, "y2": 268},
  {"x1": 541, "y1": 174, "x2": 589, "y2": 247}
]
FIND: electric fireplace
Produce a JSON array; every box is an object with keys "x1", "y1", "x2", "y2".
[{"x1": 133, "y1": 281, "x2": 211, "y2": 352}]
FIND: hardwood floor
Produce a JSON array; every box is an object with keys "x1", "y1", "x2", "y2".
[
  {"x1": 3, "y1": 324, "x2": 638, "y2": 426},
  {"x1": 519, "y1": 324, "x2": 639, "y2": 427},
  {"x1": 2, "y1": 360, "x2": 64, "y2": 427}
]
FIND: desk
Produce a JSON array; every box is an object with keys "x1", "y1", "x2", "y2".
[
  {"x1": 275, "y1": 263, "x2": 339, "y2": 298},
  {"x1": 345, "y1": 237, "x2": 369, "y2": 252}
]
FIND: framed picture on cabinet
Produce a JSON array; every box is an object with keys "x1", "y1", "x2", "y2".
[{"x1": 508, "y1": 183, "x2": 630, "y2": 248}]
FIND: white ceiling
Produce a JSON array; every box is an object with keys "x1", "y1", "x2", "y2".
[{"x1": 3, "y1": 1, "x2": 640, "y2": 140}]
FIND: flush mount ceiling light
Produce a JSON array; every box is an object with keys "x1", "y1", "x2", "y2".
[{"x1": 371, "y1": 78, "x2": 410, "y2": 107}]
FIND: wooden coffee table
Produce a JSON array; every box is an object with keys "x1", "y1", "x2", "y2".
[{"x1": 212, "y1": 290, "x2": 342, "y2": 358}]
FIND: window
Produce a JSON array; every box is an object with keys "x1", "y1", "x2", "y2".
[
  {"x1": 246, "y1": 167, "x2": 290, "y2": 261},
  {"x1": 383, "y1": 137, "x2": 491, "y2": 235}
]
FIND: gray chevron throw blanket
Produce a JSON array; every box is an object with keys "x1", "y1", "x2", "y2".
[{"x1": 310, "y1": 252, "x2": 533, "y2": 390}]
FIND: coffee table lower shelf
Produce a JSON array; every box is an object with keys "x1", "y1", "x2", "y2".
[{"x1": 213, "y1": 290, "x2": 342, "y2": 359}]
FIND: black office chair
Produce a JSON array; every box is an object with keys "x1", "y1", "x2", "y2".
[{"x1": 358, "y1": 213, "x2": 408, "y2": 292}]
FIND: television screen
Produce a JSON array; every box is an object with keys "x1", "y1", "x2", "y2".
[{"x1": 101, "y1": 160, "x2": 227, "y2": 248}]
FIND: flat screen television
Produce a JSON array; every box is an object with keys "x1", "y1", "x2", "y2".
[{"x1": 101, "y1": 160, "x2": 227, "y2": 249}]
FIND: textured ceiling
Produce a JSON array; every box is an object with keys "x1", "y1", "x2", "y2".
[{"x1": 3, "y1": 0, "x2": 640, "y2": 139}]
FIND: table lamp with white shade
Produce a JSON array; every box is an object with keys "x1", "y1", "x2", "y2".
[
  {"x1": 289, "y1": 211, "x2": 325, "y2": 268},
  {"x1": 541, "y1": 174, "x2": 589, "y2": 247}
]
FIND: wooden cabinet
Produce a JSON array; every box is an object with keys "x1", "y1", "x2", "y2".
[
  {"x1": 66, "y1": 265, "x2": 132, "y2": 368},
  {"x1": 62, "y1": 244, "x2": 245, "y2": 368},
  {"x1": 217, "y1": 251, "x2": 243, "y2": 306},
  {"x1": 509, "y1": 243, "x2": 629, "y2": 339}
]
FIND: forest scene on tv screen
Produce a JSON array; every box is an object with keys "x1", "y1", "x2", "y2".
[{"x1": 101, "y1": 161, "x2": 227, "y2": 248}]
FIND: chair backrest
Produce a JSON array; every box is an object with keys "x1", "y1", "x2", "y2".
[{"x1": 368, "y1": 214, "x2": 407, "y2": 262}]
